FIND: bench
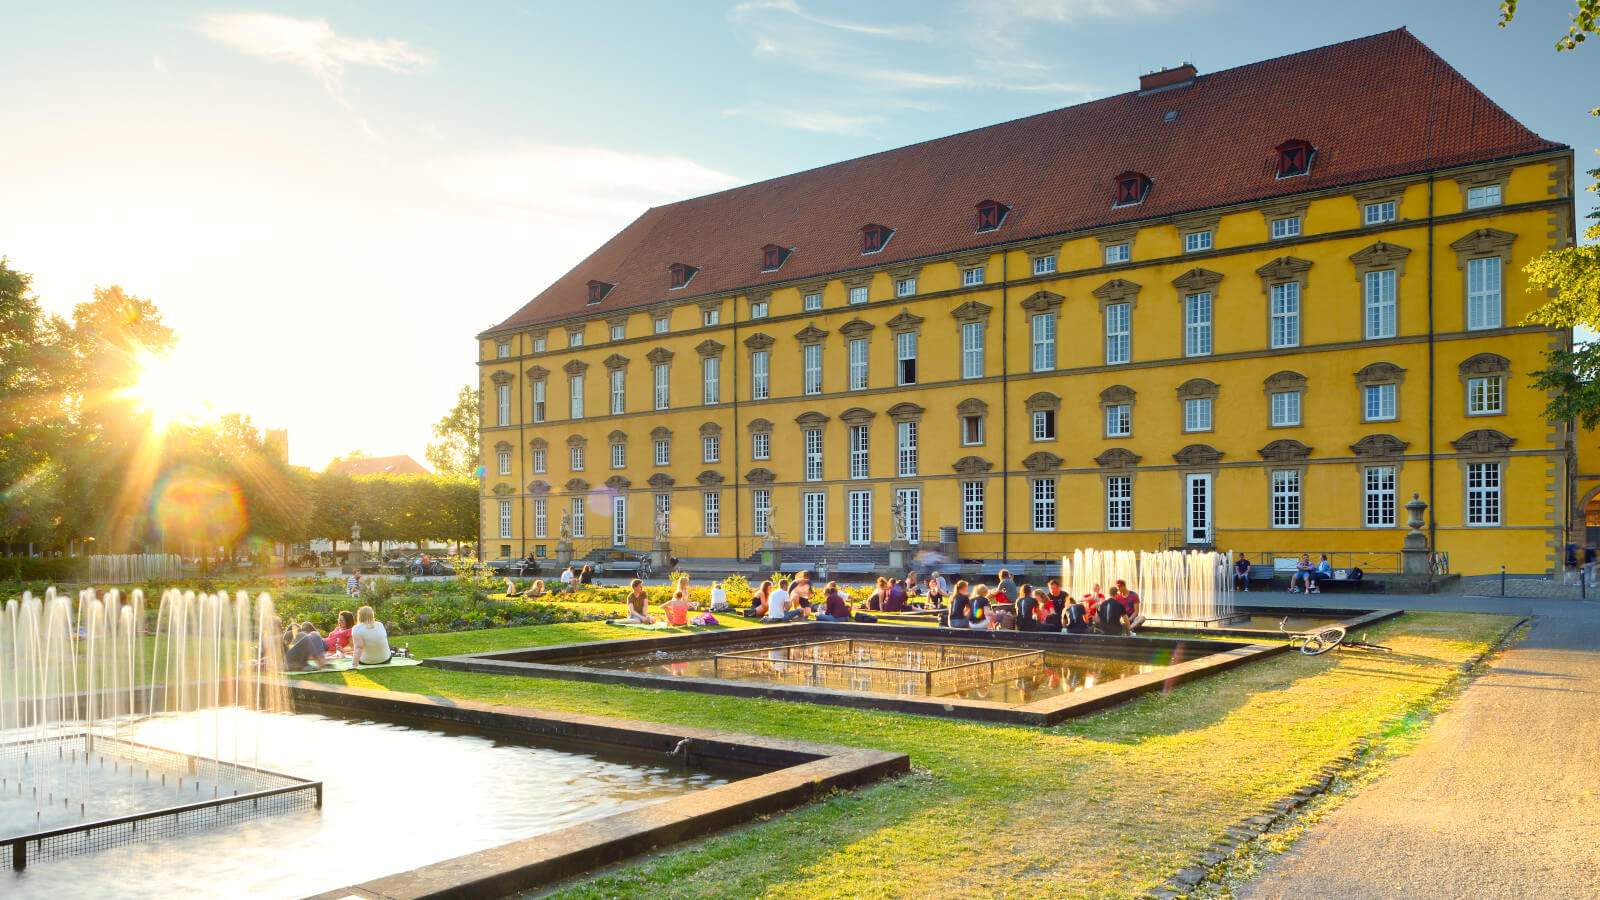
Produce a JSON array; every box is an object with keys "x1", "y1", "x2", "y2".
[
  {"x1": 976, "y1": 561, "x2": 1030, "y2": 577},
  {"x1": 830, "y1": 562, "x2": 877, "y2": 576},
  {"x1": 776, "y1": 561, "x2": 815, "y2": 574}
]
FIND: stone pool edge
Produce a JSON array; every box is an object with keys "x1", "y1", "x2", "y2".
[{"x1": 294, "y1": 681, "x2": 908, "y2": 900}]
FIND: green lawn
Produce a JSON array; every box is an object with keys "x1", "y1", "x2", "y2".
[{"x1": 300, "y1": 611, "x2": 1514, "y2": 899}]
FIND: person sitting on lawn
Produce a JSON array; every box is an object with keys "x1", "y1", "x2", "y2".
[
  {"x1": 1096, "y1": 589, "x2": 1129, "y2": 636},
  {"x1": 284, "y1": 622, "x2": 328, "y2": 671},
  {"x1": 1311, "y1": 554, "x2": 1333, "y2": 593},
  {"x1": 968, "y1": 585, "x2": 992, "y2": 629},
  {"x1": 761, "y1": 580, "x2": 797, "y2": 623},
  {"x1": 520, "y1": 579, "x2": 547, "y2": 599},
  {"x1": 325, "y1": 611, "x2": 355, "y2": 657},
  {"x1": 709, "y1": 581, "x2": 730, "y2": 611},
  {"x1": 867, "y1": 576, "x2": 889, "y2": 611},
  {"x1": 1115, "y1": 579, "x2": 1145, "y2": 636},
  {"x1": 1290, "y1": 554, "x2": 1314, "y2": 593},
  {"x1": 994, "y1": 569, "x2": 1017, "y2": 606},
  {"x1": 625, "y1": 579, "x2": 656, "y2": 623},
  {"x1": 987, "y1": 607, "x2": 1017, "y2": 630},
  {"x1": 1083, "y1": 587, "x2": 1104, "y2": 622},
  {"x1": 815, "y1": 582, "x2": 852, "y2": 622},
  {"x1": 345, "y1": 573, "x2": 361, "y2": 598},
  {"x1": 884, "y1": 578, "x2": 908, "y2": 612},
  {"x1": 906, "y1": 572, "x2": 923, "y2": 598},
  {"x1": 662, "y1": 590, "x2": 690, "y2": 626},
  {"x1": 1234, "y1": 554, "x2": 1253, "y2": 592},
  {"x1": 351, "y1": 606, "x2": 392, "y2": 666},
  {"x1": 947, "y1": 581, "x2": 972, "y2": 627},
  {"x1": 790, "y1": 573, "x2": 814, "y2": 615},
  {"x1": 1065, "y1": 594, "x2": 1090, "y2": 634},
  {"x1": 744, "y1": 580, "x2": 772, "y2": 618},
  {"x1": 1039, "y1": 589, "x2": 1064, "y2": 633},
  {"x1": 926, "y1": 571, "x2": 948, "y2": 607},
  {"x1": 1016, "y1": 588, "x2": 1044, "y2": 632}
]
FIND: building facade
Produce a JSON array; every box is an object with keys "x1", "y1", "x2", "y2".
[{"x1": 477, "y1": 30, "x2": 1577, "y2": 576}]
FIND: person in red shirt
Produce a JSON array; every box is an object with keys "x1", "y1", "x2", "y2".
[
  {"x1": 1115, "y1": 579, "x2": 1144, "y2": 635},
  {"x1": 325, "y1": 610, "x2": 355, "y2": 656},
  {"x1": 816, "y1": 582, "x2": 852, "y2": 622},
  {"x1": 662, "y1": 590, "x2": 690, "y2": 626}
]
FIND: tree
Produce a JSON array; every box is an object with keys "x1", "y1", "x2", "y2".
[
  {"x1": 436, "y1": 477, "x2": 480, "y2": 553},
  {"x1": 1499, "y1": 1, "x2": 1600, "y2": 52},
  {"x1": 425, "y1": 384, "x2": 480, "y2": 476},
  {"x1": 326, "y1": 449, "x2": 369, "y2": 468},
  {"x1": 0, "y1": 258, "x2": 73, "y2": 548}
]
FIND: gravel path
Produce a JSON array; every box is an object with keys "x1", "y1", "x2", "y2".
[{"x1": 1235, "y1": 603, "x2": 1600, "y2": 899}]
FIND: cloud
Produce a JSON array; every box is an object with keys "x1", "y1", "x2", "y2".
[
  {"x1": 195, "y1": 12, "x2": 430, "y2": 105},
  {"x1": 975, "y1": 0, "x2": 1201, "y2": 24},
  {"x1": 731, "y1": 0, "x2": 933, "y2": 41},
  {"x1": 152, "y1": 56, "x2": 168, "y2": 74},
  {"x1": 723, "y1": 104, "x2": 884, "y2": 135}
]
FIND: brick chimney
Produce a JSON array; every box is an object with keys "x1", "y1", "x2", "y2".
[{"x1": 1139, "y1": 64, "x2": 1197, "y2": 94}]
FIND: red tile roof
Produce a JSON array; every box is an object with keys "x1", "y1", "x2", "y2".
[
  {"x1": 486, "y1": 29, "x2": 1562, "y2": 336},
  {"x1": 325, "y1": 455, "x2": 431, "y2": 476}
]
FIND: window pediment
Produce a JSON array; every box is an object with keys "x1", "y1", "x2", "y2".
[
  {"x1": 795, "y1": 411, "x2": 830, "y2": 428},
  {"x1": 562, "y1": 359, "x2": 588, "y2": 376},
  {"x1": 491, "y1": 482, "x2": 514, "y2": 496},
  {"x1": 744, "y1": 332, "x2": 775, "y2": 351},
  {"x1": 529, "y1": 437, "x2": 548, "y2": 451},
  {"x1": 745, "y1": 467, "x2": 777, "y2": 485},
  {"x1": 603, "y1": 353, "x2": 629, "y2": 371},
  {"x1": 1263, "y1": 370, "x2": 1308, "y2": 394},
  {"x1": 1173, "y1": 268, "x2": 1225, "y2": 294},
  {"x1": 1019, "y1": 290, "x2": 1065, "y2": 315},
  {"x1": 951, "y1": 300, "x2": 993, "y2": 324},
  {"x1": 490, "y1": 369, "x2": 514, "y2": 386},
  {"x1": 605, "y1": 475, "x2": 631, "y2": 490},
  {"x1": 887, "y1": 402, "x2": 925, "y2": 423},
  {"x1": 886, "y1": 308, "x2": 925, "y2": 333},
  {"x1": 647, "y1": 473, "x2": 675, "y2": 489},
  {"x1": 697, "y1": 470, "x2": 725, "y2": 486},
  {"x1": 1093, "y1": 278, "x2": 1142, "y2": 308},
  {"x1": 1025, "y1": 391, "x2": 1061, "y2": 412},
  {"x1": 1349, "y1": 242, "x2": 1412, "y2": 276},
  {"x1": 1099, "y1": 384, "x2": 1136, "y2": 407},
  {"x1": 1254, "y1": 256, "x2": 1312, "y2": 289},
  {"x1": 1022, "y1": 451, "x2": 1063, "y2": 472},
  {"x1": 956, "y1": 397, "x2": 988, "y2": 417},
  {"x1": 1458, "y1": 353, "x2": 1511, "y2": 378},
  {"x1": 565, "y1": 478, "x2": 590, "y2": 493},
  {"x1": 839, "y1": 407, "x2": 876, "y2": 426},
  {"x1": 794, "y1": 323, "x2": 830, "y2": 346},
  {"x1": 1259, "y1": 439, "x2": 1313, "y2": 462},
  {"x1": 494, "y1": 440, "x2": 512, "y2": 452},
  {"x1": 1095, "y1": 448, "x2": 1141, "y2": 469},
  {"x1": 1451, "y1": 429, "x2": 1515, "y2": 454},
  {"x1": 650, "y1": 426, "x2": 672, "y2": 441},
  {"x1": 952, "y1": 455, "x2": 993, "y2": 475},
  {"x1": 1176, "y1": 378, "x2": 1219, "y2": 401},
  {"x1": 527, "y1": 479, "x2": 550, "y2": 495},
  {"x1": 1355, "y1": 362, "x2": 1407, "y2": 386},
  {"x1": 566, "y1": 434, "x2": 587, "y2": 448},
  {"x1": 747, "y1": 418, "x2": 773, "y2": 434},
  {"x1": 646, "y1": 346, "x2": 675, "y2": 365},
  {"x1": 525, "y1": 365, "x2": 550, "y2": 381},
  {"x1": 1173, "y1": 444, "x2": 1223, "y2": 466},
  {"x1": 839, "y1": 318, "x2": 876, "y2": 339},
  {"x1": 608, "y1": 430, "x2": 628, "y2": 444},
  {"x1": 1450, "y1": 228, "x2": 1516, "y2": 267},
  {"x1": 699, "y1": 422, "x2": 723, "y2": 438},
  {"x1": 1350, "y1": 433, "x2": 1410, "y2": 457},
  {"x1": 695, "y1": 339, "x2": 725, "y2": 358}
]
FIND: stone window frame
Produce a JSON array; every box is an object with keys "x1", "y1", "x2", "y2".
[
  {"x1": 1096, "y1": 448, "x2": 1141, "y2": 531},
  {"x1": 956, "y1": 397, "x2": 988, "y2": 447},
  {"x1": 565, "y1": 324, "x2": 586, "y2": 348},
  {"x1": 1173, "y1": 212, "x2": 1221, "y2": 254},
  {"x1": 1450, "y1": 429, "x2": 1515, "y2": 528},
  {"x1": 1262, "y1": 370, "x2": 1308, "y2": 430},
  {"x1": 795, "y1": 280, "x2": 826, "y2": 313},
  {"x1": 1452, "y1": 166, "x2": 1511, "y2": 210},
  {"x1": 652, "y1": 312, "x2": 671, "y2": 335},
  {"x1": 747, "y1": 290, "x2": 771, "y2": 320},
  {"x1": 608, "y1": 429, "x2": 628, "y2": 471},
  {"x1": 1095, "y1": 227, "x2": 1137, "y2": 267},
  {"x1": 529, "y1": 437, "x2": 549, "y2": 474},
  {"x1": 1348, "y1": 242, "x2": 1412, "y2": 340},
  {"x1": 1352, "y1": 182, "x2": 1406, "y2": 227},
  {"x1": 794, "y1": 322, "x2": 830, "y2": 396},
  {"x1": 1023, "y1": 453, "x2": 1063, "y2": 533},
  {"x1": 650, "y1": 425, "x2": 672, "y2": 468},
  {"x1": 952, "y1": 456, "x2": 994, "y2": 533},
  {"x1": 1176, "y1": 378, "x2": 1220, "y2": 434},
  {"x1": 1172, "y1": 268, "x2": 1223, "y2": 358},
  {"x1": 838, "y1": 317, "x2": 877, "y2": 392},
  {"x1": 697, "y1": 297, "x2": 725, "y2": 328},
  {"x1": 796, "y1": 410, "x2": 831, "y2": 482},
  {"x1": 952, "y1": 250, "x2": 990, "y2": 288},
  {"x1": 566, "y1": 433, "x2": 588, "y2": 473},
  {"x1": 529, "y1": 329, "x2": 550, "y2": 353},
  {"x1": 494, "y1": 339, "x2": 511, "y2": 359},
  {"x1": 699, "y1": 421, "x2": 723, "y2": 465},
  {"x1": 696, "y1": 339, "x2": 725, "y2": 407},
  {"x1": 1355, "y1": 362, "x2": 1407, "y2": 423},
  {"x1": 645, "y1": 346, "x2": 675, "y2": 411},
  {"x1": 1258, "y1": 439, "x2": 1312, "y2": 530},
  {"x1": 1093, "y1": 278, "x2": 1141, "y2": 366},
  {"x1": 1449, "y1": 228, "x2": 1516, "y2": 332},
  {"x1": 1260, "y1": 197, "x2": 1310, "y2": 241},
  {"x1": 744, "y1": 332, "x2": 775, "y2": 402},
  {"x1": 562, "y1": 358, "x2": 588, "y2": 420},
  {"x1": 1019, "y1": 290, "x2": 1064, "y2": 373},
  {"x1": 1099, "y1": 385, "x2": 1136, "y2": 439},
  {"x1": 601, "y1": 353, "x2": 629, "y2": 416},
  {"x1": 1458, "y1": 353, "x2": 1512, "y2": 418},
  {"x1": 889, "y1": 262, "x2": 923, "y2": 298},
  {"x1": 1023, "y1": 239, "x2": 1064, "y2": 275},
  {"x1": 746, "y1": 417, "x2": 773, "y2": 461},
  {"x1": 1025, "y1": 391, "x2": 1061, "y2": 443},
  {"x1": 1254, "y1": 257, "x2": 1312, "y2": 351},
  {"x1": 606, "y1": 315, "x2": 629, "y2": 343},
  {"x1": 841, "y1": 272, "x2": 874, "y2": 306},
  {"x1": 886, "y1": 308, "x2": 925, "y2": 387},
  {"x1": 951, "y1": 301, "x2": 992, "y2": 380}
]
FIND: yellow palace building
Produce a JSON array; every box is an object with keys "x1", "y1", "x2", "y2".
[{"x1": 476, "y1": 30, "x2": 1577, "y2": 577}]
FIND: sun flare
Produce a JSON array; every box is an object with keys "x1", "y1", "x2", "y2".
[{"x1": 125, "y1": 352, "x2": 215, "y2": 427}]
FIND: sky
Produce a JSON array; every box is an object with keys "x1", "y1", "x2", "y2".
[{"x1": 2, "y1": 1, "x2": 1595, "y2": 471}]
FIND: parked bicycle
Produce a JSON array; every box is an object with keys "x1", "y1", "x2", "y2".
[{"x1": 1279, "y1": 617, "x2": 1393, "y2": 656}]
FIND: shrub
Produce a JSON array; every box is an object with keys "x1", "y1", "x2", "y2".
[
  {"x1": 720, "y1": 574, "x2": 751, "y2": 597},
  {"x1": 2, "y1": 556, "x2": 86, "y2": 582}
]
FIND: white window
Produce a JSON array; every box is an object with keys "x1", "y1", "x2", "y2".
[
  {"x1": 804, "y1": 291, "x2": 822, "y2": 312},
  {"x1": 654, "y1": 492, "x2": 670, "y2": 536},
  {"x1": 702, "y1": 435, "x2": 719, "y2": 463},
  {"x1": 895, "y1": 277, "x2": 917, "y2": 297},
  {"x1": 534, "y1": 498, "x2": 547, "y2": 538},
  {"x1": 1467, "y1": 257, "x2": 1502, "y2": 330},
  {"x1": 804, "y1": 428, "x2": 823, "y2": 481},
  {"x1": 497, "y1": 450, "x2": 511, "y2": 476},
  {"x1": 803, "y1": 345, "x2": 822, "y2": 395},
  {"x1": 532, "y1": 448, "x2": 546, "y2": 473},
  {"x1": 1105, "y1": 302, "x2": 1130, "y2": 365},
  {"x1": 570, "y1": 446, "x2": 584, "y2": 471},
  {"x1": 1270, "y1": 216, "x2": 1301, "y2": 239},
  {"x1": 1106, "y1": 475, "x2": 1132, "y2": 530},
  {"x1": 1364, "y1": 466, "x2": 1396, "y2": 527},
  {"x1": 752, "y1": 488, "x2": 771, "y2": 536},
  {"x1": 1034, "y1": 254, "x2": 1058, "y2": 275},
  {"x1": 1270, "y1": 282, "x2": 1300, "y2": 348},
  {"x1": 653, "y1": 363, "x2": 670, "y2": 410},
  {"x1": 533, "y1": 334, "x2": 547, "y2": 352},
  {"x1": 612, "y1": 495, "x2": 627, "y2": 546},
  {"x1": 962, "y1": 481, "x2": 985, "y2": 532},
  {"x1": 1105, "y1": 403, "x2": 1131, "y2": 437},
  {"x1": 848, "y1": 491, "x2": 872, "y2": 545},
  {"x1": 610, "y1": 323, "x2": 625, "y2": 341},
  {"x1": 610, "y1": 369, "x2": 625, "y2": 415},
  {"x1": 750, "y1": 300, "x2": 768, "y2": 319},
  {"x1": 1184, "y1": 293, "x2": 1212, "y2": 357},
  {"x1": 532, "y1": 380, "x2": 546, "y2": 423},
  {"x1": 1271, "y1": 469, "x2": 1301, "y2": 528},
  {"x1": 1466, "y1": 184, "x2": 1502, "y2": 209},
  {"x1": 569, "y1": 330, "x2": 584, "y2": 347},
  {"x1": 611, "y1": 442, "x2": 625, "y2": 469},
  {"x1": 571, "y1": 497, "x2": 585, "y2": 538},
  {"x1": 1467, "y1": 462, "x2": 1502, "y2": 526},
  {"x1": 1104, "y1": 243, "x2": 1130, "y2": 265},
  {"x1": 1270, "y1": 391, "x2": 1301, "y2": 427},
  {"x1": 1184, "y1": 230, "x2": 1212, "y2": 253},
  {"x1": 961, "y1": 322, "x2": 984, "y2": 379},
  {"x1": 654, "y1": 315, "x2": 669, "y2": 334},
  {"x1": 803, "y1": 492, "x2": 826, "y2": 546},
  {"x1": 702, "y1": 308, "x2": 720, "y2": 327},
  {"x1": 496, "y1": 384, "x2": 511, "y2": 427},
  {"x1": 1031, "y1": 313, "x2": 1056, "y2": 371},
  {"x1": 961, "y1": 414, "x2": 984, "y2": 446},
  {"x1": 702, "y1": 492, "x2": 720, "y2": 535},
  {"x1": 896, "y1": 421, "x2": 917, "y2": 477},
  {"x1": 498, "y1": 499, "x2": 512, "y2": 539},
  {"x1": 751, "y1": 350, "x2": 769, "y2": 400},
  {"x1": 848, "y1": 285, "x2": 869, "y2": 305},
  {"x1": 849, "y1": 424, "x2": 869, "y2": 479},
  {"x1": 1468, "y1": 376, "x2": 1503, "y2": 415},
  {"x1": 1183, "y1": 397, "x2": 1212, "y2": 432},
  {"x1": 1364, "y1": 201, "x2": 1396, "y2": 225},
  {"x1": 1365, "y1": 270, "x2": 1396, "y2": 339},
  {"x1": 496, "y1": 342, "x2": 510, "y2": 358},
  {"x1": 1031, "y1": 478, "x2": 1056, "y2": 531},
  {"x1": 569, "y1": 375, "x2": 584, "y2": 419},
  {"x1": 1032, "y1": 410, "x2": 1056, "y2": 441},
  {"x1": 703, "y1": 357, "x2": 720, "y2": 405},
  {"x1": 752, "y1": 431, "x2": 770, "y2": 460},
  {"x1": 1364, "y1": 383, "x2": 1396, "y2": 421},
  {"x1": 654, "y1": 439, "x2": 669, "y2": 466},
  {"x1": 895, "y1": 488, "x2": 921, "y2": 544},
  {"x1": 848, "y1": 338, "x2": 869, "y2": 390},
  {"x1": 962, "y1": 267, "x2": 985, "y2": 287},
  {"x1": 896, "y1": 332, "x2": 917, "y2": 385}
]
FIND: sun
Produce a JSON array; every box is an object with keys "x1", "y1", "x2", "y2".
[{"x1": 125, "y1": 352, "x2": 215, "y2": 427}]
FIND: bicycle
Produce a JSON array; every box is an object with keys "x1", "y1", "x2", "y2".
[{"x1": 1279, "y1": 617, "x2": 1393, "y2": 656}]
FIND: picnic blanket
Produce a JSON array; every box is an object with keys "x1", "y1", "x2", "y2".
[
  {"x1": 285, "y1": 657, "x2": 423, "y2": 676},
  {"x1": 606, "y1": 620, "x2": 699, "y2": 630}
]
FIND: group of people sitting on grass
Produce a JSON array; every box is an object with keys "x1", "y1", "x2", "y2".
[{"x1": 279, "y1": 605, "x2": 396, "y2": 671}]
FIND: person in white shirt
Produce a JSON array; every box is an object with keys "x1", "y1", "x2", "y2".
[
  {"x1": 709, "y1": 581, "x2": 730, "y2": 611},
  {"x1": 351, "y1": 605, "x2": 392, "y2": 666},
  {"x1": 762, "y1": 581, "x2": 792, "y2": 623},
  {"x1": 560, "y1": 565, "x2": 576, "y2": 590}
]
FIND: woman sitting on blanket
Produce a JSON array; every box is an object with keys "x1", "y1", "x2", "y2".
[
  {"x1": 351, "y1": 605, "x2": 393, "y2": 666},
  {"x1": 626, "y1": 579, "x2": 656, "y2": 623},
  {"x1": 325, "y1": 611, "x2": 355, "y2": 656},
  {"x1": 662, "y1": 590, "x2": 690, "y2": 626}
]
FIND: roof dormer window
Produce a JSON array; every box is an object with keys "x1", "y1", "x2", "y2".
[
  {"x1": 860, "y1": 223, "x2": 894, "y2": 255},
  {"x1": 974, "y1": 200, "x2": 1010, "y2": 233},
  {"x1": 1275, "y1": 139, "x2": 1315, "y2": 179},
  {"x1": 1112, "y1": 171, "x2": 1151, "y2": 208},
  {"x1": 587, "y1": 280, "x2": 615, "y2": 304},
  {"x1": 761, "y1": 244, "x2": 792, "y2": 272},
  {"x1": 668, "y1": 263, "x2": 699, "y2": 290}
]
